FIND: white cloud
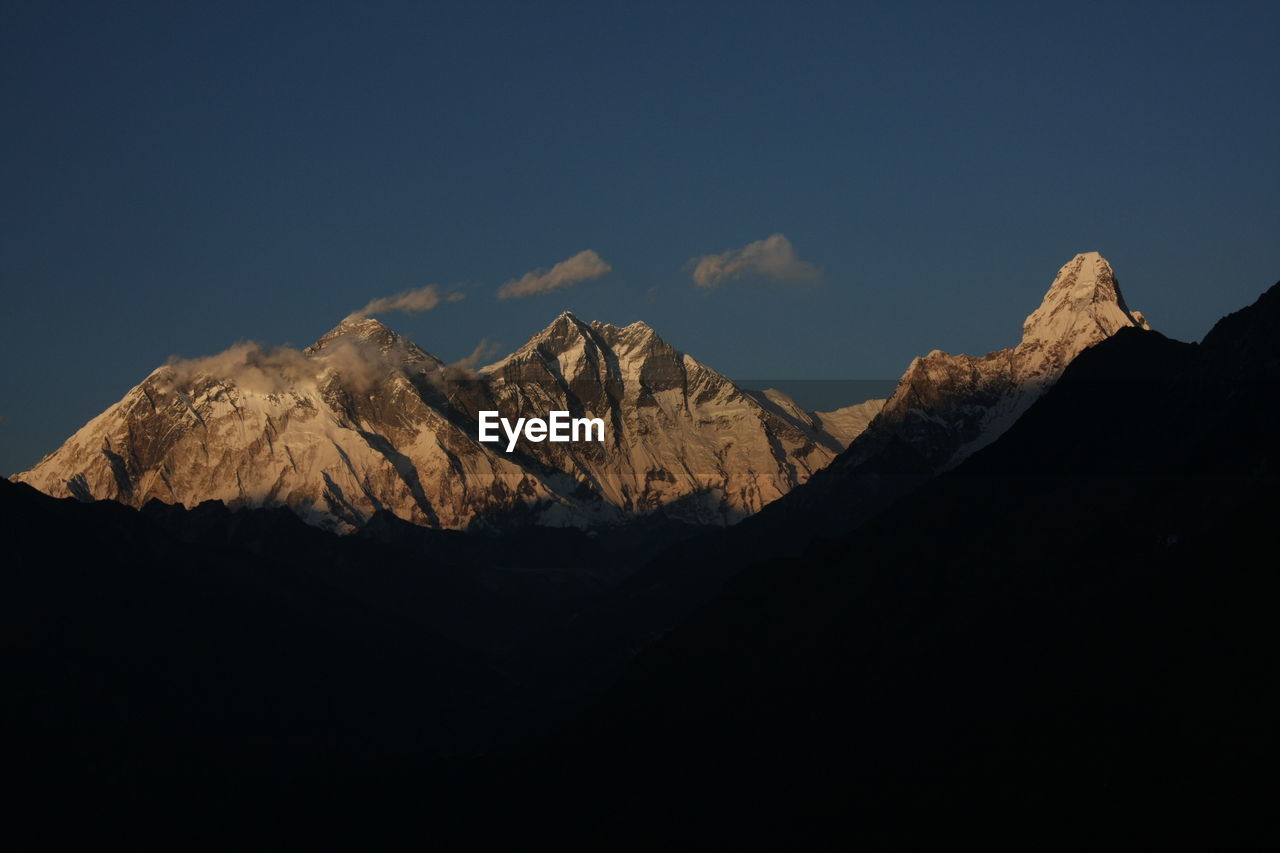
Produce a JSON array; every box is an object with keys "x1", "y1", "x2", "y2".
[
  {"x1": 352, "y1": 284, "x2": 464, "y2": 318},
  {"x1": 497, "y1": 250, "x2": 612, "y2": 300},
  {"x1": 690, "y1": 233, "x2": 821, "y2": 289}
]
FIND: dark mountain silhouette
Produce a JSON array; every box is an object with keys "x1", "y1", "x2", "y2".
[
  {"x1": 481, "y1": 282, "x2": 1280, "y2": 846},
  {"x1": 0, "y1": 478, "x2": 502, "y2": 826}
]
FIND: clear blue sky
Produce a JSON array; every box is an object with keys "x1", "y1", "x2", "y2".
[{"x1": 3, "y1": 0, "x2": 1278, "y2": 474}]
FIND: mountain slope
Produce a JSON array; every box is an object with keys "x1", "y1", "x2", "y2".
[{"x1": 0, "y1": 475, "x2": 510, "y2": 831}]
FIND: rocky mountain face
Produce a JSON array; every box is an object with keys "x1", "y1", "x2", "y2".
[{"x1": 15, "y1": 313, "x2": 879, "y2": 530}]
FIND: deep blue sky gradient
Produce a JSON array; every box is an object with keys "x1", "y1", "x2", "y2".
[{"x1": 3, "y1": 0, "x2": 1278, "y2": 473}]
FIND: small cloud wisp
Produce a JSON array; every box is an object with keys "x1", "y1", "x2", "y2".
[
  {"x1": 690, "y1": 233, "x2": 821, "y2": 289},
  {"x1": 497, "y1": 250, "x2": 612, "y2": 300},
  {"x1": 352, "y1": 284, "x2": 464, "y2": 319},
  {"x1": 441, "y1": 338, "x2": 501, "y2": 381}
]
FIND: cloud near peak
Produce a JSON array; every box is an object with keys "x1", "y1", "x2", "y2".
[
  {"x1": 497, "y1": 250, "x2": 612, "y2": 300},
  {"x1": 441, "y1": 338, "x2": 501, "y2": 381},
  {"x1": 690, "y1": 233, "x2": 821, "y2": 289},
  {"x1": 352, "y1": 284, "x2": 464, "y2": 319}
]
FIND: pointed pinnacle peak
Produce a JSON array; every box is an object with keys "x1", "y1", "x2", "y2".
[
  {"x1": 1040, "y1": 252, "x2": 1122, "y2": 306},
  {"x1": 338, "y1": 314, "x2": 391, "y2": 329},
  {"x1": 537, "y1": 310, "x2": 592, "y2": 336},
  {"x1": 307, "y1": 315, "x2": 408, "y2": 356},
  {"x1": 1020, "y1": 252, "x2": 1149, "y2": 350}
]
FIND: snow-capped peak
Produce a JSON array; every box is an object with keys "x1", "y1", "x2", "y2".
[
  {"x1": 308, "y1": 315, "x2": 398, "y2": 351},
  {"x1": 305, "y1": 315, "x2": 441, "y2": 366},
  {"x1": 1020, "y1": 252, "x2": 1149, "y2": 351},
  {"x1": 854, "y1": 251, "x2": 1154, "y2": 473}
]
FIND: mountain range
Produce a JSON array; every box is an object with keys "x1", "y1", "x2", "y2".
[
  {"x1": 15, "y1": 252, "x2": 1146, "y2": 535},
  {"x1": 5, "y1": 258, "x2": 1277, "y2": 847}
]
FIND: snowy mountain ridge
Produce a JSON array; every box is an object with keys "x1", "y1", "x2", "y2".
[{"x1": 16, "y1": 312, "x2": 878, "y2": 530}]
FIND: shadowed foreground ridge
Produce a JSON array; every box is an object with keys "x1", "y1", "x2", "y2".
[{"x1": 487, "y1": 281, "x2": 1280, "y2": 846}]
